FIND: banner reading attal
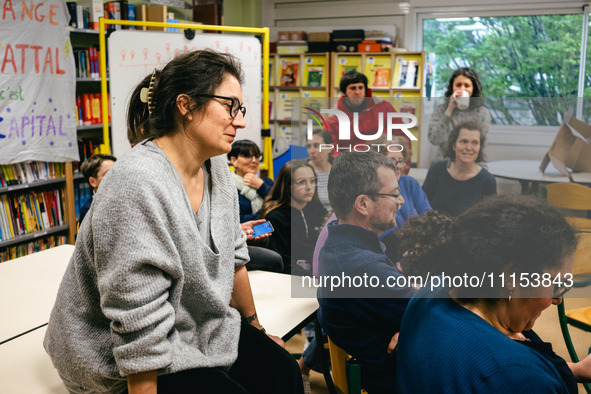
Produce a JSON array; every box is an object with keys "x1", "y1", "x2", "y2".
[{"x1": 0, "y1": 0, "x2": 78, "y2": 164}]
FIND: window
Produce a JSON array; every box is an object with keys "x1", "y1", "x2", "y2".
[{"x1": 423, "y1": 15, "x2": 583, "y2": 126}]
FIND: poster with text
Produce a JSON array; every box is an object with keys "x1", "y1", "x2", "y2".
[{"x1": 0, "y1": 0, "x2": 78, "y2": 164}]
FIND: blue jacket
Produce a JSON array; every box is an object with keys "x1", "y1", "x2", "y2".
[
  {"x1": 396, "y1": 175, "x2": 431, "y2": 228},
  {"x1": 397, "y1": 287, "x2": 576, "y2": 393},
  {"x1": 238, "y1": 177, "x2": 273, "y2": 222},
  {"x1": 317, "y1": 222, "x2": 416, "y2": 394}
]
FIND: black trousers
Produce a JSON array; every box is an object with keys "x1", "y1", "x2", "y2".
[{"x1": 155, "y1": 321, "x2": 304, "y2": 394}]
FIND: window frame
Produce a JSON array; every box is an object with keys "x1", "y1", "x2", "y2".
[{"x1": 413, "y1": 4, "x2": 588, "y2": 131}]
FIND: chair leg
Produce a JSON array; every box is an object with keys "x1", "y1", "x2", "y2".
[
  {"x1": 557, "y1": 300, "x2": 591, "y2": 394},
  {"x1": 313, "y1": 317, "x2": 338, "y2": 394},
  {"x1": 346, "y1": 359, "x2": 362, "y2": 394},
  {"x1": 557, "y1": 300, "x2": 580, "y2": 362}
]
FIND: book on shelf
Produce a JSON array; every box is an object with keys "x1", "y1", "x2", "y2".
[
  {"x1": 303, "y1": 55, "x2": 327, "y2": 87},
  {"x1": 146, "y1": 5, "x2": 167, "y2": 31},
  {"x1": 373, "y1": 68, "x2": 391, "y2": 87},
  {"x1": 136, "y1": 4, "x2": 148, "y2": 31},
  {"x1": 280, "y1": 60, "x2": 299, "y2": 86},
  {"x1": 364, "y1": 55, "x2": 392, "y2": 88},
  {"x1": 306, "y1": 67, "x2": 323, "y2": 87},
  {"x1": 395, "y1": 59, "x2": 420, "y2": 88}
]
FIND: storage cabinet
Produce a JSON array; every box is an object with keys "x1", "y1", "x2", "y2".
[
  {"x1": 268, "y1": 53, "x2": 331, "y2": 144},
  {"x1": 331, "y1": 51, "x2": 427, "y2": 164}
]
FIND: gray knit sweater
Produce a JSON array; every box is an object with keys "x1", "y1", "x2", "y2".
[
  {"x1": 427, "y1": 101, "x2": 491, "y2": 161},
  {"x1": 44, "y1": 141, "x2": 249, "y2": 392}
]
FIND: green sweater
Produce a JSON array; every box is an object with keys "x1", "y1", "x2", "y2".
[{"x1": 44, "y1": 141, "x2": 249, "y2": 392}]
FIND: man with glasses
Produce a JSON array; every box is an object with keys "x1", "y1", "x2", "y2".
[{"x1": 317, "y1": 151, "x2": 416, "y2": 394}]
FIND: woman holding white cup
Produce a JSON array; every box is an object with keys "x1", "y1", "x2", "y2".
[{"x1": 428, "y1": 67, "x2": 491, "y2": 161}]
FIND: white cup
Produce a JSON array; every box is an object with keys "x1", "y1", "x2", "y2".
[{"x1": 454, "y1": 90, "x2": 470, "y2": 110}]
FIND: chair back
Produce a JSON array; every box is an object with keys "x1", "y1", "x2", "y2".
[
  {"x1": 573, "y1": 232, "x2": 591, "y2": 276},
  {"x1": 327, "y1": 336, "x2": 350, "y2": 393},
  {"x1": 546, "y1": 183, "x2": 591, "y2": 232}
]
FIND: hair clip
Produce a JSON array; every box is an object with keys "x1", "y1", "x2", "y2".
[
  {"x1": 139, "y1": 87, "x2": 149, "y2": 103},
  {"x1": 143, "y1": 70, "x2": 157, "y2": 116}
]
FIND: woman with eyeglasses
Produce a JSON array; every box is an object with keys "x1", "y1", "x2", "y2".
[
  {"x1": 396, "y1": 194, "x2": 591, "y2": 393},
  {"x1": 423, "y1": 121, "x2": 496, "y2": 216},
  {"x1": 260, "y1": 160, "x2": 327, "y2": 275},
  {"x1": 228, "y1": 139, "x2": 274, "y2": 223},
  {"x1": 45, "y1": 50, "x2": 303, "y2": 394}
]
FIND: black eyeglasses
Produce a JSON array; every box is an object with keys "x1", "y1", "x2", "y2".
[
  {"x1": 392, "y1": 160, "x2": 407, "y2": 168},
  {"x1": 240, "y1": 153, "x2": 263, "y2": 161},
  {"x1": 199, "y1": 94, "x2": 246, "y2": 118},
  {"x1": 363, "y1": 189, "x2": 401, "y2": 200}
]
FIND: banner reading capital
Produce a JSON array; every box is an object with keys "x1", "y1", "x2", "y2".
[{"x1": 0, "y1": 0, "x2": 78, "y2": 164}]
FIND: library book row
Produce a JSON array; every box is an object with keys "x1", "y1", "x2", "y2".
[
  {"x1": 0, "y1": 163, "x2": 66, "y2": 188},
  {"x1": 67, "y1": 0, "x2": 135, "y2": 31},
  {"x1": 0, "y1": 234, "x2": 67, "y2": 263},
  {"x1": 76, "y1": 93, "x2": 111, "y2": 127},
  {"x1": 74, "y1": 47, "x2": 105, "y2": 79},
  {"x1": 67, "y1": 1, "x2": 181, "y2": 32},
  {"x1": 0, "y1": 189, "x2": 66, "y2": 242}
]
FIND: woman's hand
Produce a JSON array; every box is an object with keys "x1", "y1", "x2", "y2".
[
  {"x1": 243, "y1": 173, "x2": 264, "y2": 190},
  {"x1": 266, "y1": 333, "x2": 285, "y2": 348},
  {"x1": 387, "y1": 332, "x2": 400, "y2": 355},
  {"x1": 569, "y1": 353, "x2": 591, "y2": 382},
  {"x1": 241, "y1": 219, "x2": 271, "y2": 242},
  {"x1": 445, "y1": 90, "x2": 462, "y2": 117}
]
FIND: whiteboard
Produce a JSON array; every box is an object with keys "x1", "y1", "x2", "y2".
[{"x1": 108, "y1": 30, "x2": 261, "y2": 157}]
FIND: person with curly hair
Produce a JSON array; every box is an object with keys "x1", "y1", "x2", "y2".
[{"x1": 396, "y1": 195, "x2": 591, "y2": 393}]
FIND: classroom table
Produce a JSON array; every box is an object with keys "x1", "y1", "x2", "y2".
[
  {"x1": 486, "y1": 159, "x2": 591, "y2": 194},
  {"x1": 248, "y1": 271, "x2": 319, "y2": 341},
  {"x1": 0, "y1": 326, "x2": 68, "y2": 394},
  {"x1": 0, "y1": 246, "x2": 319, "y2": 393},
  {"x1": 0, "y1": 245, "x2": 74, "y2": 345}
]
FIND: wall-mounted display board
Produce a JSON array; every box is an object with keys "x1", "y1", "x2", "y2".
[{"x1": 108, "y1": 30, "x2": 262, "y2": 157}]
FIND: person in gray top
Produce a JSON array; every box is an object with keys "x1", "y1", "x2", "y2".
[
  {"x1": 427, "y1": 67, "x2": 491, "y2": 161},
  {"x1": 44, "y1": 50, "x2": 303, "y2": 394}
]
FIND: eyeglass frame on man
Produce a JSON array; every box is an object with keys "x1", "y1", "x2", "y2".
[
  {"x1": 198, "y1": 94, "x2": 247, "y2": 118},
  {"x1": 362, "y1": 187, "x2": 402, "y2": 200}
]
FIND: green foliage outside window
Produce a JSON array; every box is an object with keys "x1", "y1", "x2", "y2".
[{"x1": 423, "y1": 15, "x2": 586, "y2": 126}]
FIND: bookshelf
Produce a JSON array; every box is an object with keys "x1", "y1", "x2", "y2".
[
  {"x1": 70, "y1": 28, "x2": 110, "y2": 227},
  {"x1": 330, "y1": 51, "x2": 427, "y2": 164},
  {"x1": 268, "y1": 53, "x2": 331, "y2": 143},
  {"x1": 0, "y1": 163, "x2": 72, "y2": 262}
]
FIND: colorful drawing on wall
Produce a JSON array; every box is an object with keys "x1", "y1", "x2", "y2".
[{"x1": 0, "y1": 0, "x2": 78, "y2": 164}]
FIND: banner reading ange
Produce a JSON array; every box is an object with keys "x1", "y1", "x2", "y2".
[{"x1": 0, "y1": 0, "x2": 78, "y2": 164}]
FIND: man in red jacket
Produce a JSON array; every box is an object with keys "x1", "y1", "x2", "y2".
[{"x1": 326, "y1": 71, "x2": 412, "y2": 172}]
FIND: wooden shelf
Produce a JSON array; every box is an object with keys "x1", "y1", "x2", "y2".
[
  {"x1": 0, "y1": 178, "x2": 66, "y2": 195},
  {"x1": 0, "y1": 225, "x2": 69, "y2": 249}
]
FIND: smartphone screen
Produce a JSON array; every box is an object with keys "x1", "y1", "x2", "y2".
[{"x1": 252, "y1": 221, "x2": 274, "y2": 238}]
